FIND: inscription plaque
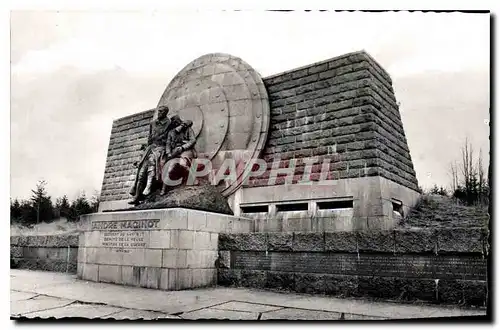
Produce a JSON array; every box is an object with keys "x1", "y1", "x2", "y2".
[{"x1": 91, "y1": 219, "x2": 160, "y2": 231}]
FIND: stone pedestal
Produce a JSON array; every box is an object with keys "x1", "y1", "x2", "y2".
[{"x1": 77, "y1": 208, "x2": 254, "y2": 290}]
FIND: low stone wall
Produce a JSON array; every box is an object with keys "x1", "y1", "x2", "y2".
[
  {"x1": 10, "y1": 235, "x2": 79, "y2": 273},
  {"x1": 217, "y1": 228, "x2": 488, "y2": 307}
]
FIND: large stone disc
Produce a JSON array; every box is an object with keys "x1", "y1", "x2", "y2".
[{"x1": 157, "y1": 53, "x2": 270, "y2": 197}]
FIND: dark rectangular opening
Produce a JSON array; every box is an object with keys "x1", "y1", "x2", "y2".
[
  {"x1": 392, "y1": 199, "x2": 403, "y2": 216},
  {"x1": 317, "y1": 200, "x2": 353, "y2": 210},
  {"x1": 240, "y1": 205, "x2": 269, "y2": 213},
  {"x1": 276, "y1": 203, "x2": 308, "y2": 212}
]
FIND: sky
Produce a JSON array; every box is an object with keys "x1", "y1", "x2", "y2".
[{"x1": 10, "y1": 10, "x2": 490, "y2": 200}]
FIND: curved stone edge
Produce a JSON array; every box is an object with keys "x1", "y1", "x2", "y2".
[{"x1": 156, "y1": 53, "x2": 270, "y2": 197}]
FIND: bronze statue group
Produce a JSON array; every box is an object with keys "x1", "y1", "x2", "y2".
[{"x1": 129, "y1": 106, "x2": 197, "y2": 205}]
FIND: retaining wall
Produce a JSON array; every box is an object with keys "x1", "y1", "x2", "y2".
[
  {"x1": 10, "y1": 235, "x2": 79, "y2": 274},
  {"x1": 217, "y1": 228, "x2": 488, "y2": 307}
]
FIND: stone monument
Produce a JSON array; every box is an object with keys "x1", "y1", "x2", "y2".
[{"x1": 79, "y1": 51, "x2": 420, "y2": 290}]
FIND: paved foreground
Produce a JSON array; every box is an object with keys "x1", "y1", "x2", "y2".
[{"x1": 11, "y1": 269, "x2": 486, "y2": 320}]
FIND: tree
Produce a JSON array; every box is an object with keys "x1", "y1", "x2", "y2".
[
  {"x1": 69, "y1": 192, "x2": 94, "y2": 221},
  {"x1": 10, "y1": 199, "x2": 22, "y2": 223},
  {"x1": 29, "y1": 180, "x2": 55, "y2": 224},
  {"x1": 450, "y1": 138, "x2": 489, "y2": 207},
  {"x1": 429, "y1": 185, "x2": 447, "y2": 196},
  {"x1": 55, "y1": 195, "x2": 71, "y2": 219}
]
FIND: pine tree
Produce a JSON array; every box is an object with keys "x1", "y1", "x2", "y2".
[
  {"x1": 55, "y1": 195, "x2": 71, "y2": 219},
  {"x1": 29, "y1": 180, "x2": 55, "y2": 224},
  {"x1": 10, "y1": 198, "x2": 22, "y2": 223},
  {"x1": 69, "y1": 192, "x2": 94, "y2": 221}
]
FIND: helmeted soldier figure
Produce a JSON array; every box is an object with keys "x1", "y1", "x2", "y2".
[
  {"x1": 161, "y1": 120, "x2": 197, "y2": 195},
  {"x1": 128, "y1": 106, "x2": 176, "y2": 205}
]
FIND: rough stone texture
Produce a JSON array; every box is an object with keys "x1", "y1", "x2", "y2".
[
  {"x1": 438, "y1": 280, "x2": 464, "y2": 305},
  {"x1": 251, "y1": 51, "x2": 418, "y2": 192},
  {"x1": 240, "y1": 269, "x2": 266, "y2": 289},
  {"x1": 356, "y1": 231, "x2": 394, "y2": 252},
  {"x1": 324, "y1": 232, "x2": 357, "y2": 252},
  {"x1": 219, "y1": 233, "x2": 267, "y2": 251},
  {"x1": 131, "y1": 182, "x2": 233, "y2": 215},
  {"x1": 324, "y1": 274, "x2": 359, "y2": 297},
  {"x1": 265, "y1": 271, "x2": 295, "y2": 291},
  {"x1": 358, "y1": 276, "x2": 399, "y2": 299},
  {"x1": 11, "y1": 235, "x2": 79, "y2": 247},
  {"x1": 292, "y1": 232, "x2": 324, "y2": 251},
  {"x1": 395, "y1": 278, "x2": 437, "y2": 302},
  {"x1": 10, "y1": 235, "x2": 79, "y2": 274},
  {"x1": 394, "y1": 229, "x2": 436, "y2": 254},
  {"x1": 218, "y1": 228, "x2": 487, "y2": 306},
  {"x1": 267, "y1": 233, "x2": 293, "y2": 251},
  {"x1": 437, "y1": 228, "x2": 483, "y2": 254},
  {"x1": 461, "y1": 280, "x2": 487, "y2": 307},
  {"x1": 217, "y1": 268, "x2": 241, "y2": 286}
]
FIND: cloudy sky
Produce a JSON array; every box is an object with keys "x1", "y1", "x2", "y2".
[{"x1": 10, "y1": 11, "x2": 490, "y2": 200}]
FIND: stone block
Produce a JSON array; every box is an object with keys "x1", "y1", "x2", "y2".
[
  {"x1": 81, "y1": 263, "x2": 99, "y2": 282},
  {"x1": 294, "y1": 273, "x2": 325, "y2": 294},
  {"x1": 438, "y1": 279, "x2": 464, "y2": 305},
  {"x1": 149, "y1": 230, "x2": 171, "y2": 249},
  {"x1": 266, "y1": 271, "x2": 295, "y2": 291},
  {"x1": 85, "y1": 247, "x2": 100, "y2": 264},
  {"x1": 394, "y1": 229, "x2": 436, "y2": 254},
  {"x1": 187, "y1": 211, "x2": 207, "y2": 231},
  {"x1": 77, "y1": 247, "x2": 86, "y2": 263},
  {"x1": 162, "y1": 249, "x2": 187, "y2": 268},
  {"x1": 437, "y1": 228, "x2": 483, "y2": 254},
  {"x1": 10, "y1": 236, "x2": 20, "y2": 246},
  {"x1": 461, "y1": 280, "x2": 487, "y2": 307},
  {"x1": 186, "y1": 250, "x2": 218, "y2": 269},
  {"x1": 395, "y1": 278, "x2": 437, "y2": 303},
  {"x1": 169, "y1": 230, "x2": 194, "y2": 249},
  {"x1": 177, "y1": 269, "x2": 193, "y2": 289},
  {"x1": 142, "y1": 249, "x2": 163, "y2": 268},
  {"x1": 193, "y1": 231, "x2": 211, "y2": 250},
  {"x1": 323, "y1": 274, "x2": 359, "y2": 297},
  {"x1": 161, "y1": 209, "x2": 189, "y2": 230},
  {"x1": 209, "y1": 233, "x2": 219, "y2": 250},
  {"x1": 95, "y1": 248, "x2": 123, "y2": 265},
  {"x1": 98, "y1": 265, "x2": 122, "y2": 284},
  {"x1": 292, "y1": 233, "x2": 324, "y2": 252},
  {"x1": 159, "y1": 268, "x2": 171, "y2": 290},
  {"x1": 192, "y1": 269, "x2": 216, "y2": 288},
  {"x1": 358, "y1": 276, "x2": 399, "y2": 299},
  {"x1": 139, "y1": 267, "x2": 162, "y2": 289},
  {"x1": 356, "y1": 231, "x2": 395, "y2": 253},
  {"x1": 10, "y1": 246, "x2": 22, "y2": 258},
  {"x1": 222, "y1": 233, "x2": 267, "y2": 251},
  {"x1": 240, "y1": 269, "x2": 267, "y2": 288},
  {"x1": 217, "y1": 250, "x2": 231, "y2": 268},
  {"x1": 324, "y1": 232, "x2": 357, "y2": 252},
  {"x1": 218, "y1": 269, "x2": 241, "y2": 286},
  {"x1": 267, "y1": 233, "x2": 293, "y2": 251},
  {"x1": 121, "y1": 266, "x2": 140, "y2": 286}
]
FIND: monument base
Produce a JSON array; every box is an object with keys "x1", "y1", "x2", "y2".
[{"x1": 77, "y1": 208, "x2": 254, "y2": 290}]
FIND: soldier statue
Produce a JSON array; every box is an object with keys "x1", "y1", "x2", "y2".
[
  {"x1": 128, "y1": 106, "x2": 182, "y2": 205},
  {"x1": 161, "y1": 120, "x2": 197, "y2": 195}
]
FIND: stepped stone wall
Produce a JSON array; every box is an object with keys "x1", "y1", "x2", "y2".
[{"x1": 250, "y1": 51, "x2": 418, "y2": 190}]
